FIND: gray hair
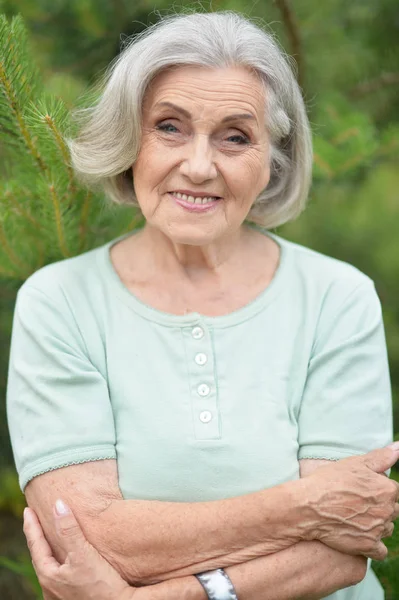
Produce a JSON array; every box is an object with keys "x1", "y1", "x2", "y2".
[{"x1": 67, "y1": 10, "x2": 313, "y2": 228}]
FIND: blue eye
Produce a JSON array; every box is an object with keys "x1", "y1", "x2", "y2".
[
  {"x1": 156, "y1": 122, "x2": 178, "y2": 133},
  {"x1": 227, "y1": 134, "x2": 250, "y2": 145}
]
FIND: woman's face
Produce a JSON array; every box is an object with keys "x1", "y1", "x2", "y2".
[{"x1": 132, "y1": 65, "x2": 270, "y2": 245}]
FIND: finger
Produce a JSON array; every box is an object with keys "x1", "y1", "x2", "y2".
[
  {"x1": 23, "y1": 508, "x2": 60, "y2": 571},
  {"x1": 362, "y1": 445, "x2": 399, "y2": 473},
  {"x1": 382, "y1": 522, "x2": 395, "y2": 539},
  {"x1": 363, "y1": 541, "x2": 388, "y2": 562},
  {"x1": 393, "y1": 503, "x2": 399, "y2": 520},
  {"x1": 54, "y1": 499, "x2": 90, "y2": 560}
]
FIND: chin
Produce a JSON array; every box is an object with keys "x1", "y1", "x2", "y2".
[{"x1": 164, "y1": 223, "x2": 223, "y2": 246}]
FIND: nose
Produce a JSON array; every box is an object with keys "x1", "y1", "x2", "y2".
[{"x1": 179, "y1": 134, "x2": 218, "y2": 183}]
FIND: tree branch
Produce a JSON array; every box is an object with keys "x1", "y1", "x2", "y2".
[
  {"x1": 0, "y1": 60, "x2": 47, "y2": 173},
  {"x1": 274, "y1": 0, "x2": 304, "y2": 89}
]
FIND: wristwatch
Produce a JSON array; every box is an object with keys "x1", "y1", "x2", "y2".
[{"x1": 195, "y1": 568, "x2": 239, "y2": 600}]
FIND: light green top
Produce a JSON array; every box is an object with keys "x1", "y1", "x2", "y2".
[{"x1": 6, "y1": 229, "x2": 392, "y2": 599}]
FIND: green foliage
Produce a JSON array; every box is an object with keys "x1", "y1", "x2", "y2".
[
  {"x1": 0, "y1": 555, "x2": 42, "y2": 598},
  {"x1": 373, "y1": 517, "x2": 399, "y2": 600},
  {"x1": 0, "y1": 466, "x2": 40, "y2": 597},
  {"x1": 0, "y1": 14, "x2": 139, "y2": 280},
  {"x1": 0, "y1": 467, "x2": 25, "y2": 516},
  {"x1": 1, "y1": 0, "x2": 168, "y2": 81},
  {"x1": 312, "y1": 93, "x2": 379, "y2": 180},
  {"x1": 0, "y1": 14, "x2": 81, "y2": 275}
]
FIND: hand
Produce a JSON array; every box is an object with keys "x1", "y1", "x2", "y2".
[
  {"x1": 301, "y1": 445, "x2": 399, "y2": 561},
  {"x1": 23, "y1": 499, "x2": 136, "y2": 600}
]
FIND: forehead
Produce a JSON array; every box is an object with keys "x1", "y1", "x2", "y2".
[{"x1": 143, "y1": 65, "x2": 266, "y2": 122}]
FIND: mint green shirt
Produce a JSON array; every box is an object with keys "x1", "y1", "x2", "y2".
[{"x1": 6, "y1": 229, "x2": 392, "y2": 599}]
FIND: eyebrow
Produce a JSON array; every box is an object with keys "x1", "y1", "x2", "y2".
[{"x1": 154, "y1": 101, "x2": 256, "y2": 123}]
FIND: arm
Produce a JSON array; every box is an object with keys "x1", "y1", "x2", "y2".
[
  {"x1": 130, "y1": 459, "x2": 368, "y2": 600},
  {"x1": 24, "y1": 462, "x2": 369, "y2": 600},
  {"x1": 133, "y1": 541, "x2": 366, "y2": 600},
  {"x1": 25, "y1": 458, "x2": 307, "y2": 585},
  {"x1": 25, "y1": 448, "x2": 399, "y2": 587}
]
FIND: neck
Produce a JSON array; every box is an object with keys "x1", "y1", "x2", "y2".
[{"x1": 136, "y1": 223, "x2": 251, "y2": 278}]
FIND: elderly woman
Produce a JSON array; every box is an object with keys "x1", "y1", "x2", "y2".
[{"x1": 6, "y1": 10, "x2": 399, "y2": 600}]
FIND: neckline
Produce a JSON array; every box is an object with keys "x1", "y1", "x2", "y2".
[{"x1": 97, "y1": 225, "x2": 290, "y2": 328}]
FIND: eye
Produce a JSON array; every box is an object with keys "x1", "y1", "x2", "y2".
[
  {"x1": 156, "y1": 121, "x2": 179, "y2": 133},
  {"x1": 226, "y1": 133, "x2": 250, "y2": 145}
]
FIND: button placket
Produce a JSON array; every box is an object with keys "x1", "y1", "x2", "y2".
[{"x1": 182, "y1": 322, "x2": 220, "y2": 440}]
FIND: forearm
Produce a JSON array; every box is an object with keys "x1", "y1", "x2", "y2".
[
  {"x1": 129, "y1": 542, "x2": 366, "y2": 600},
  {"x1": 225, "y1": 541, "x2": 366, "y2": 600},
  {"x1": 88, "y1": 479, "x2": 310, "y2": 585}
]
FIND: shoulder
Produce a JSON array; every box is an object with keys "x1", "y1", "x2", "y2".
[
  {"x1": 13, "y1": 242, "x2": 110, "y2": 340},
  {"x1": 271, "y1": 233, "x2": 382, "y2": 343},
  {"x1": 273, "y1": 233, "x2": 378, "y2": 312},
  {"x1": 20, "y1": 244, "x2": 103, "y2": 300},
  {"x1": 17, "y1": 239, "x2": 106, "y2": 313},
  {"x1": 275, "y1": 233, "x2": 373, "y2": 291}
]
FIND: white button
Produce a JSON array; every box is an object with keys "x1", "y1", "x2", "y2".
[
  {"x1": 192, "y1": 326, "x2": 204, "y2": 340},
  {"x1": 199, "y1": 410, "x2": 212, "y2": 423},
  {"x1": 197, "y1": 383, "x2": 210, "y2": 397},
  {"x1": 195, "y1": 353, "x2": 207, "y2": 366}
]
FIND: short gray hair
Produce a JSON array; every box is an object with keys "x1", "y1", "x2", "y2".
[{"x1": 67, "y1": 10, "x2": 313, "y2": 228}]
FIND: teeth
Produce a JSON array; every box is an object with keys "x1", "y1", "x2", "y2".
[{"x1": 173, "y1": 191, "x2": 219, "y2": 204}]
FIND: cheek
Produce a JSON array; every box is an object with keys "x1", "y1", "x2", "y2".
[
  {"x1": 133, "y1": 137, "x2": 158, "y2": 172},
  {"x1": 232, "y1": 152, "x2": 270, "y2": 194},
  {"x1": 133, "y1": 137, "x2": 173, "y2": 188}
]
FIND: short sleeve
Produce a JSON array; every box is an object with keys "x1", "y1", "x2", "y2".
[
  {"x1": 298, "y1": 280, "x2": 393, "y2": 461},
  {"x1": 6, "y1": 283, "x2": 117, "y2": 492}
]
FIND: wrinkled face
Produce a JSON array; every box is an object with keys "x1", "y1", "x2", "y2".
[{"x1": 132, "y1": 65, "x2": 270, "y2": 245}]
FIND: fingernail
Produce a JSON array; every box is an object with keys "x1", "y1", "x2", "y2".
[
  {"x1": 388, "y1": 441, "x2": 399, "y2": 451},
  {"x1": 23, "y1": 507, "x2": 29, "y2": 522},
  {"x1": 55, "y1": 499, "x2": 71, "y2": 516}
]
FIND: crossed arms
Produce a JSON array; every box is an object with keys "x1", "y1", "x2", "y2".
[{"x1": 24, "y1": 451, "x2": 399, "y2": 600}]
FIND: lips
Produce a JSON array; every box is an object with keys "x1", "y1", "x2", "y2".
[
  {"x1": 170, "y1": 189, "x2": 222, "y2": 199},
  {"x1": 171, "y1": 191, "x2": 219, "y2": 205},
  {"x1": 168, "y1": 192, "x2": 220, "y2": 212}
]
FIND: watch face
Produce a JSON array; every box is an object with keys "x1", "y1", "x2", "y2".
[{"x1": 196, "y1": 569, "x2": 238, "y2": 600}]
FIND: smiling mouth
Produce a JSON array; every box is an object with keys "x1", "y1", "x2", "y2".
[{"x1": 170, "y1": 191, "x2": 221, "y2": 205}]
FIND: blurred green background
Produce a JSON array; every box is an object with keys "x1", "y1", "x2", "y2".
[{"x1": 0, "y1": 0, "x2": 398, "y2": 598}]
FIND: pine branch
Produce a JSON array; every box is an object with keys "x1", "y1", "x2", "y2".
[
  {"x1": 0, "y1": 14, "x2": 141, "y2": 281},
  {"x1": 0, "y1": 59, "x2": 47, "y2": 172},
  {"x1": 0, "y1": 221, "x2": 28, "y2": 276},
  {"x1": 78, "y1": 190, "x2": 93, "y2": 252},
  {"x1": 0, "y1": 121, "x2": 20, "y2": 141},
  {"x1": 43, "y1": 113, "x2": 76, "y2": 195},
  {"x1": 1, "y1": 16, "x2": 77, "y2": 264},
  {"x1": 3, "y1": 188, "x2": 44, "y2": 231},
  {"x1": 48, "y1": 183, "x2": 71, "y2": 258}
]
